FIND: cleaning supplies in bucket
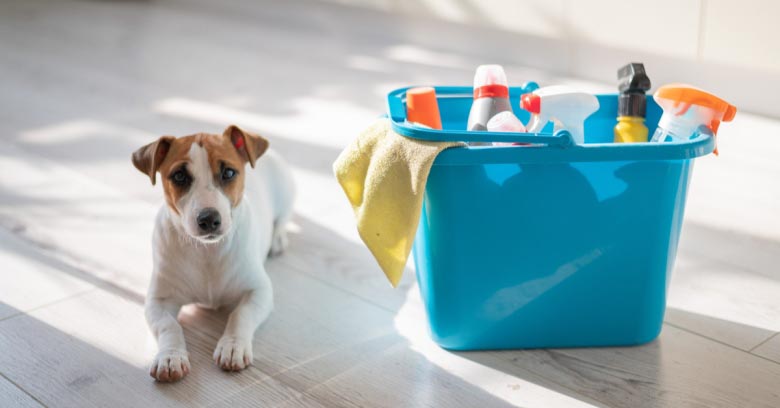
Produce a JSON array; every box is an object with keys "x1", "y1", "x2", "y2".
[
  {"x1": 650, "y1": 84, "x2": 736, "y2": 153},
  {"x1": 521, "y1": 85, "x2": 599, "y2": 144},
  {"x1": 467, "y1": 65, "x2": 512, "y2": 133},
  {"x1": 614, "y1": 63, "x2": 652, "y2": 143},
  {"x1": 406, "y1": 87, "x2": 443, "y2": 129}
]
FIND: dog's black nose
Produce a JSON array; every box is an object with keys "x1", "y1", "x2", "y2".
[{"x1": 197, "y1": 208, "x2": 221, "y2": 233}]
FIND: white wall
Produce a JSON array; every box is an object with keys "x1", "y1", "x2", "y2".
[{"x1": 323, "y1": 0, "x2": 780, "y2": 118}]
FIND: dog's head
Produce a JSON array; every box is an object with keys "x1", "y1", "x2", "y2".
[{"x1": 132, "y1": 125, "x2": 269, "y2": 243}]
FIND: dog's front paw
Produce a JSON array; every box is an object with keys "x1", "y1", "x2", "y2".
[
  {"x1": 213, "y1": 336, "x2": 253, "y2": 371},
  {"x1": 150, "y1": 349, "x2": 190, "y2": 382}
]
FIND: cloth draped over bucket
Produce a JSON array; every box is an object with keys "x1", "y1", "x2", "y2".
[{"x1": 333, "y1": 118, "x2": 463, "y2": 287}]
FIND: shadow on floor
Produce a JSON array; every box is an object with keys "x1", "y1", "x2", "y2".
[{"x1": 0, "y1": 211, "x2": 525, "y2": 407}]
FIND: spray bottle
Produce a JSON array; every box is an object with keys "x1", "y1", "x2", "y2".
[
  {"x1": 467, "y1": 65, "x2": 512, "y2": 132},
  {"x1": 650, "y1": 84, "x2": 736, "y2": 154},
  {"x1": 614, "y1": 63, "x2": 651, "y2": 143},
  {"x1": 521, "y1": 85, "x2": 599, "y2": 144}
]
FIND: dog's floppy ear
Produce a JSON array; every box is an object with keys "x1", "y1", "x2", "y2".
[
  {"x1": 224, "y1": 125, "x2": 269, "y2": 168},
  {"x1": 132, "y1": 136, "x2": 175, "y2": 185}
]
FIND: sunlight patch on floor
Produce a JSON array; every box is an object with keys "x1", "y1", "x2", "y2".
[
  {"x1": 152, "y1": 96, "x2": 375, "y2": 150},
  {"x1": 393, "y1": 283, "x2": 598, "y2": 408}
]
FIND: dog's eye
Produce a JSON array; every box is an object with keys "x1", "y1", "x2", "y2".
[
  {"x1": 171, "y1": 169, "x2": 190, "y2": 186},
  {"x1": 222, "y1": 167, "x2": 237, "y2": 181}
]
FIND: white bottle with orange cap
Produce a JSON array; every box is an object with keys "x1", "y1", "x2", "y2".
[
  {"x1": 521, "y1": 85, "x2": 599, "y2": 144},
  {"x1": 467, "y1": 65, "x2": 512, "y2": 133},
  {"x1": 650, "y1": 84, "x2": 736, "y2": 154}
]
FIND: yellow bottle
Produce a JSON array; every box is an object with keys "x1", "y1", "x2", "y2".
[
  {"x1": 614, "y1": 116, "x2": 648, "y2": 143},
  {"x1": 613, "y1": 63, "x2": 651, "y2": 143}
]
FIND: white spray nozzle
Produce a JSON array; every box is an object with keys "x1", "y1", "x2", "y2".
[{"x1": 521, "y1": 85, "x2": 599, "y2": 144}]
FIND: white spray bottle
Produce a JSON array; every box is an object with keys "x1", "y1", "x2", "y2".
[
  {"x1": 649, "y1": 84, "x2": 736, "y2": 155},
  {"x1": 521, "y1": 85, "x2": 599, "y2": 144}
]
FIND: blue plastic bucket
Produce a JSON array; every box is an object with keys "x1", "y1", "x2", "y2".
[{"x1": 386, "y1": 85, "x2": 714, "y2": 350}]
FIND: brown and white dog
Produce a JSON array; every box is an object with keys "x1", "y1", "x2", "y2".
[{"x1": 132, "y1": 125, "x2": 294, "y2": 382}]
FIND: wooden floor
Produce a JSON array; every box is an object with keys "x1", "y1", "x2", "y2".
[{"x1": 1, "y1": 0, "x2": 780, "y2": 407}]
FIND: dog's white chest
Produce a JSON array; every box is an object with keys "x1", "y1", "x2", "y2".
[
  {"x1": 184, "y1": 250, "x2": 236, "y2": 308},
  {"x1": 151, "y1": 204, "x2": 268, "y2": 308},
  {"x1": 161, "y1": 244, "x2": 240, "y2": 307}
]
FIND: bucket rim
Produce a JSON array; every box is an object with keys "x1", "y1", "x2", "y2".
[{"x1": 387, "y1": 86, "x2": 715, "y2": 164}]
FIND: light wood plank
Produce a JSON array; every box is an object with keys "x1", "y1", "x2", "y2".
[
  {"x1": 0, "y1": 142, "x2": 157, "y2": 300},
  {"x1": 0, "y1": 289, "x2": 271, "y2": 408},
  {"x1": 0, "y1": 227, "x2": 94, "y2": 320},
  {"x1": 0, "y1": 374, "x2": 42, "y2": 408},
  {"x1": 679, "y1": 222, "x2": 780, "y2": 282},
  {"x1": 664, "y1": 307, "x2": 775, "y2": 351},
  {"x1": 460, "y1": 324, "x2": 780, "y2": 408},
  {"x1": 666, "y1": 252, "x2": 780, "y2": 350}
]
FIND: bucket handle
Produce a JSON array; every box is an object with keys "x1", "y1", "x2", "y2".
[
  {"x1": 390, "y1": 122, "x2": 574, "y2": 147},
  {"x1": 387, "y1": 86, "x2": 572, "y2": 148}
]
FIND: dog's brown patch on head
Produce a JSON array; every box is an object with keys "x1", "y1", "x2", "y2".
[
  {"x1": 202, "y1": 133, "x2": 247, "y2": 207},
  {"x1": 132, "y1": 126, "x2": 269, "y2": 214},
  {"x1": 155, "y1": 135, "x2": 196, "y2": 215}
]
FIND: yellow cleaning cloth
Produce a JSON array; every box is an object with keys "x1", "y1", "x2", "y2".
[{"x1": 333, "y1": 118, "x2": 463, "y2": 287}]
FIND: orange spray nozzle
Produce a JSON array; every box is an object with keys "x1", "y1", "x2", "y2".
[{"x1": 654, "y1": 84, "x2": 737, "y2": 155}]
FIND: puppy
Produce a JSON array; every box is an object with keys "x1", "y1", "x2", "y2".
[{"x1": 132, "y1": 125, "x2": 294, "y2": 382}]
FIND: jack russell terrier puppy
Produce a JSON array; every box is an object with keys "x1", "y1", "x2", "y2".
[{"x1": 132, "y1": 125, "x2": 294, "y2": 382}]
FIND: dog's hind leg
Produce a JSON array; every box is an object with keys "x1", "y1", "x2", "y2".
[
  {"x1": 269, "y1": 211, "x2": 292, "y2": 257},
  {"x1": 269, "y1": 169, "x2": 295, "y2": 257}
]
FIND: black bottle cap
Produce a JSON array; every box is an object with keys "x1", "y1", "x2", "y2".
[{"x1": 617, "y1": 63, "x2": 651, "y2": 117}]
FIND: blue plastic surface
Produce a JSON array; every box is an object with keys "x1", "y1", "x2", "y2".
[{"x1": 388, "y1": 86, "x2": 714, "y2": 350}]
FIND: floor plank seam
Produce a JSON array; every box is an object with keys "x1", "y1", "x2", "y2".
[
  {"x1": 749, "y1": 331, "x2": 780, "y2": 353},
  {"x1": 680, "y1": 246, "x2": 778, "y2": 278},
  {"x1": 486, "y1": 350, "x2": 609, "y2": 407},
  {"x1": 211, "y1": 332, "x2": 402, "y2": 407},
  {"x1": 665, "y1": 321, "x2": 780, "y2": 366},
  {"x1": 276, "y1": 256, "x2": 402, "y2": 315},
  {"x1": 268, "y1": 331, "x2": 400, "y2": 382},
  {"x1": 0, "y1": 287, "x2": 97, "y2": 324},
  {"x1": 0, "y1": 371, "x2": 49, "y2": 408},
  {"x1": 0, "y1": 221, "x2": 146, "y2": 306}
]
